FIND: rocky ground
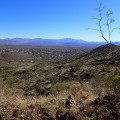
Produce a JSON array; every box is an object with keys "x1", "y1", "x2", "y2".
[{"x1": 0, "y1": 92, "x2": 120, "y2": 120}]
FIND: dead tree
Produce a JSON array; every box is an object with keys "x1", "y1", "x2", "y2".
[{"x1": 90, "y1": 3, "x2": 119, "y2": 44}]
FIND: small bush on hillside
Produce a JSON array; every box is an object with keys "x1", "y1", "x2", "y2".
[
  {"x1": 74, "y1": 61, "x2": 82, "y2": 70},
  {"x1": 118, "y1": 61, "x2": 120, "y2": 67},
  {"x1": 49, "y1": 83, "x2": 69, "y2": 95},
  {"x1": 35, "y1": 84, "x2": 42, "y2": 93},
  {"x1": 105, "y1": 72, "x2": 120, "y2": 94},
  {"x1": 107, "y1": 64, "x2": 113, "y2": 71},
  {"x1": 59, "y1": 75, "x2": 72, "y2": 82},
  {"x1": 4, "y1": 76, "x2": 16, "y2": 86}
]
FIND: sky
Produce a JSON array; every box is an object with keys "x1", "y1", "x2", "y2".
[{"x1": 0, "y1": 0, "x2": 120, "y2": 42}]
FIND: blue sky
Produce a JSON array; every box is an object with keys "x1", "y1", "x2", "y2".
[{"x1": 0, "y1": 0, "x2": 120, "y2": 41}]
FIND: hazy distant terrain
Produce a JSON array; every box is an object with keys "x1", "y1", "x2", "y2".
[{"x1": 0, "y1": 38, "x2": 115, "y2": 47}]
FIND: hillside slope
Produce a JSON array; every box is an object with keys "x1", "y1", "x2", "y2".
[
  {"x1": 0, "y1": 44, "x2": 120, "y2": 119},
  {"x1": 80, "y1": 44, "x2": 120, "y2": 64}
]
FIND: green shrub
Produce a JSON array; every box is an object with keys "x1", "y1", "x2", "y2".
[
  {"x1": 35, "y1": 84, "x2": 43, "y2": 96},
  {"x1": 74, "y1": 61, "x2": 82, "y2": 70},
  {"x1": 49, "y1": 83, "x2": 69, "y2": 95},
  {"x1": 104, "y1": 72, "x2": 120, "y2": 94},
  {"x1": 4, "y1": 76, "x2": 16, "y2": 86},
  {"x1": 107, "y1": 64, "x2": 113, "y2": 71}
]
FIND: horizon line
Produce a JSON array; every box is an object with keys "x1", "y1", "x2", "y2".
[{"x1": 0, "y1": 37, "x2": 116, "y2": 42}]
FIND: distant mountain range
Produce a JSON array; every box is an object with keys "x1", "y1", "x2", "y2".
[{"x1": 0, "y1": 38, "x2": 119, "y2": 47}]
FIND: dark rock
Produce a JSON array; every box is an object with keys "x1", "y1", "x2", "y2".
[
  {"x1": 103, "y1": 94, "x2": 116, "y2": 101},
  {"x1": 69, "y1": 67, "x2": 76, "y2": 73},
  {"x1": 27, "y1": 103, "x2": 34, "y2": 109},
  {"x1": 93, "y1": 98, "x2": 101, "y2": 105},
  {"x1": 66, "y1": 95, "x2": 76, "y2": 107},
  {"x1": 80, "y1": 72, "x2": 94, "y2": 79},
  {"x1": 41, "y1": 112, "x2": 55, "y2": 120},
  {"x1": 56, "y1": 111, "x2": 77, "y2": 120},
  {"x1": 12, "y1": 109, "x2": 19, "y2": 117},
  {"x1": 0, "y1": 114, "x2": 2, "y2": 120}
]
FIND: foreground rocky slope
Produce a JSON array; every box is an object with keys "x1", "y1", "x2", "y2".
[{"x1": 0, "y1": 92, "x2": 120, "y2": 120}]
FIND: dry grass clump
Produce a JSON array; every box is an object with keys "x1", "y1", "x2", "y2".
[{"x1": 0, "y1": 94, "x2": 41, "y2": 119}]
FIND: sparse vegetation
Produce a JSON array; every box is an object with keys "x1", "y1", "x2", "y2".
[
  {"x1": 74, "y1": 61, "x2": 82, "y2": 70},
  {"x1": 0, "y1": 45, "x2": 120, "y2": 119}
]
